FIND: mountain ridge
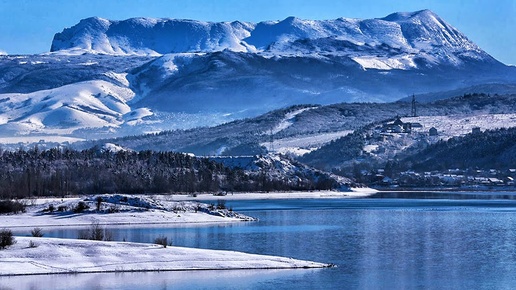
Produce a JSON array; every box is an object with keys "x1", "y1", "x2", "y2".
[
  {"x1": 50, "y1": 10, "x2": 496, "y2": 68},
  {"x1": 0, "y1": 10, "x2": 513, "y2": 140}
]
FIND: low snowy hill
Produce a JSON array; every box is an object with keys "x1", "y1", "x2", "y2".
[
  {"x1": 0, "y1": 80, "x2": 135, "y2": 136},
  {"x1": 72, "y1": 93, "x2": 516, "y2": 158},
  {"x1": 299, "y1": 95, "x2": 516, "y2": 174},
  {"x1": 210, "y1": 154, "x2": 355, "y2": 191}
]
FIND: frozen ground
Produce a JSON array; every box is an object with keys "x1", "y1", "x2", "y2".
[
  {"x1": 0, "y1": 237, "x2": 329, "y2": 276},
  {"x1": 1, "y1": 194, "x2": 254, "y2": 229}
]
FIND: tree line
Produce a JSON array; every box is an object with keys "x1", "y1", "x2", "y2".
[
  {"x1": 400, "y1": 127, "x2": 516, "y2": 171},
  {"x1": 0, "y1": 147, "x2": 336, "y2": 199}
]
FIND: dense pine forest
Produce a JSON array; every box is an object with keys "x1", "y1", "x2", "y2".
[
  {"x1": 0, "y1": 147, "x2": 336, "y2": 199},
  {"x1": 400, "y1": 127, "x2": 516, "y2": 171}
]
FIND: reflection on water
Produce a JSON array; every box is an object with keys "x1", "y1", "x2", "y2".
[
  {"x1": 371, "y1": 190, "x2": 516, "y2": 200},
  {"x1": 1, "y1": 269, "x2": 322, "y2": 290},
  {"x1": 4, "y1": 192, "x2": 516, "y2": 289}
]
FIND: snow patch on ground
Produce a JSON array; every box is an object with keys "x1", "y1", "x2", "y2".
[
  {"x1": 352, "y1": 55, "x2": 418, "y2": 70},
  {"x1": 0, "y1": 237, "x2": 329, "y2": 276},
  {"x1": 270, "y1": 107, "x2": 317, "y2": 134},
  {"x1": 103, "y1": 71, "x2": 129, "y2": 86},
  {"x1": 263, "y1": 130, "x2": 353, "y2": 156},
  {"x1": 403, "y1": 113, "x2": 516, "y2": 140}
]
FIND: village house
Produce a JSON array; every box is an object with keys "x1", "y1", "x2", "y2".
[{"x1": 383, "y1": 116, "x2": 414, "y2": 133}]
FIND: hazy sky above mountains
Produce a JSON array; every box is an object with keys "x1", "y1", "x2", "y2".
[{"x1": 0, "y1": 0, "x2": 514, "y2": 64}]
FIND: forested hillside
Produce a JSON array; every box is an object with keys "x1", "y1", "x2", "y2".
[
  {"x1": 0, "y1": 147, "x2": 339, "y2": 199},
  {"x1": 400, "y1": 127, "x2": 516, "y2": 171},
  {"x1": 71, "y1": 93, "x2": 516, "y2": 157}
]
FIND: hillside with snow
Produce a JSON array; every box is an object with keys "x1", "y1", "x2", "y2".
[
  {"x1": 0, "y1": 10, "x2": 514, "y2": 142},
  {"x1": 70, "y1": 93, "x2": 516, "y2": 160}
]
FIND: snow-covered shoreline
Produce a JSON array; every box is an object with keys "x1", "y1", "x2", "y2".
[
  {"x1": 1, "y1": 194, "x2": 257, "y2": 229},
  {"x1": 0, "y1": 237, "x2": 330, "y2": 276},
  {"x1": 167, "y1": 189, "x2": 377, "y2": 201},
  {"x1": 1, "y1": 191, "x2": 375, "y2": 229},
  {"x1": 0, "y1": 193, "x2": 336, "y2": 276}
]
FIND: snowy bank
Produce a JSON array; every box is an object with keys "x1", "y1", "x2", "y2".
[
  {"x1": 1, "y1": 195, "x2": 254, "y2": 229},
  {"x1": 167, "y1": 189, "x2": 377, "y2": 201},
  {"x1": 0, "y1": 237, "x2": 330, "y2": 276}
]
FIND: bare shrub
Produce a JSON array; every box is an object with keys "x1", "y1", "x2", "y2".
[
  {"x1": 95, "y1": 196, "x2": 103, "y2": 211},
  {"x1": 154, "y1": 235, "x2": 172, "y2": 248},
  {"x1": 73, "y1": 201, "x2": 89, "y2": 213},
  {"x1": 0, "y1": 200, "x2": 26, "y2": 214},
  {"x1": 90, "y1": 221, "x2": 104, "y2": 240},
  {"x1": 31, "y1": 227, "x2": 44, "y2": 237},
  {"x1": 0, "y1": 229, "x2": 16, "y2": 249},
  {"x1": 108, "y1": 205, "x2": 119, "y2": 213},
  {"x1": 28, "y1": 240, "x2": 38, "y2": 248},
  {"x1": 103, "y1": 229, "x2": 113, "y2": 241},
  {"x1": 217, "y1": 200, "x2": 226, "y2": 210},
  {"x1": 78, "y1": 221, "x2": 113, "y2": 241},
  {"x1": 46, "y1": 204, "x2": 55, "y2": 213},
  {"x1": 78, "y1": 230, "x2": 87, "y2": 239}
]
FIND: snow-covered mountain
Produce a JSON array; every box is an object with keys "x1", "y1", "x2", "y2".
[
  {"x1": 51, "y1": 17, "x2": 255, "y2": 55},
  {"x1": 0, "y1": 10, "x2": 514, "y2": 142},
  {"x1": 51, "y1": 10, "x2": 492, "y2": 68}
]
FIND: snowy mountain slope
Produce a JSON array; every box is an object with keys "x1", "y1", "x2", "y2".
[
  {"x1": 129, "y1": 49, "x2": 515, "y2": 115},
  {"x1": 0, "y1": 54, "x2": 153, "y2": 94},
  {"x1": 72, "y1": 93, "x2": 516, "y2": 159},
  {"x1": 0, "y1": 80, "x2": 145, "y2": 136},
  {"x1": 51, "y1": 17, "x2": 255, "y2": 55},
  {"x1": 0, "y1": 10, "x2": 514, "y2": 141}
]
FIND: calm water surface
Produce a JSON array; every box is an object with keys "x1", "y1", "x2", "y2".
[{"x1": 4, "y1": 192, "x2": 516, "y2": 289}]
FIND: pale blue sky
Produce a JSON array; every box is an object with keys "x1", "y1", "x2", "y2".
[{"x1": 0, "y1": 0, "x2": 514, "y2": 64}]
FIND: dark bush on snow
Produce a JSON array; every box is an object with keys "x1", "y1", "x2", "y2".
[
  {"x1": 73, "y1": 201, "x2": 89, "y2": 213},
  {"x1": 0, "y1": 229, "x2": 16, "y2": 249},
  {"x1": 0, "y1": 200, "x2": 26, "y2": 214}
]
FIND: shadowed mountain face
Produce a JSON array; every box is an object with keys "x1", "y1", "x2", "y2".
[{"x1": 0, "y1": 10, "x2": 514, "y2": 139}]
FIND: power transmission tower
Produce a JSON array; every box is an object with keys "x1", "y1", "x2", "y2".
[
  {"x1": 411, "y1": 94, "x2": 417, "y2": 117},
  {"x1": 269, "y1": 128, "x2": 274, "y2": 153}
]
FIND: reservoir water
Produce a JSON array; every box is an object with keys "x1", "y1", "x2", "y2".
[{"x1": 4, "y1": 192, "x2": 516, "y2": 289}]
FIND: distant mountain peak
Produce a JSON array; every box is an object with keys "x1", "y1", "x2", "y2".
[
  {"x1": 381, "y1": 9, "x2": 437, "y2": 21},
  {"x1": 50, "y1": 10, "x2": 485, "y2": 61}
]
